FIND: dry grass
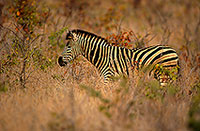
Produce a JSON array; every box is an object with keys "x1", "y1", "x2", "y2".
[{"x1": 0, "y1": 0, "x2": 200, "y2": 131}]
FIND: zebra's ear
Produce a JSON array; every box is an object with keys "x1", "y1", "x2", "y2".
[
  {"x1": 66, "y1": 31, "x2": 73, "y2": 40},
  {"x1": 66, "y1": 41, "x2": 70, "y2": 46}
]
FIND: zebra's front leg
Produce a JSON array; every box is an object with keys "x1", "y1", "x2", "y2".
[
  {"x1": 102, "y1": 68, "x2": 115, "y2": 84},
  {"x1": 103, "y1": 74, "x2": 113, "y2": 84}
]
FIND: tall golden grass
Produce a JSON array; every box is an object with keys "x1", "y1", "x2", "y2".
[{"x1": 0, "y1": 0, "x2": 199, "y2": 131}]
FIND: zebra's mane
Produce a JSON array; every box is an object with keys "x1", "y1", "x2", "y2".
[
  {"x1": 70, "y1": 29, "x2": 156, "y2": 51},
  {"x1": 71, "y1": 29, "x2": 109, "y2": 44}
]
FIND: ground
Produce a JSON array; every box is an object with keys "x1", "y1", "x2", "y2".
[{"x1": 0, "y1": 0, "x2": 199, "y2": 131}]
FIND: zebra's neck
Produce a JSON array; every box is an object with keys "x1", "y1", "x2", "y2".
[
  {"x1": 72, "y1": 30, "x2": 133, "y2": 76},
  {"x1": 73, "y1": 30, "x2": 110, "y2": 64}
]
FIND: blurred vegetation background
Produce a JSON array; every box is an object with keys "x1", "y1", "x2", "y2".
[{"x1": 0, "y1": 0, "x2": 199, "y2": 131}]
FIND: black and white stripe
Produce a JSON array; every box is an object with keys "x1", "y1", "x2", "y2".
[{"x1": 58, "y1": 29, "x2": 179, "y2": 86}]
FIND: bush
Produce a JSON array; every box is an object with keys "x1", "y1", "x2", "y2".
[{"x1": 0, "y1": 0, "x2": 50, "y2": 88}]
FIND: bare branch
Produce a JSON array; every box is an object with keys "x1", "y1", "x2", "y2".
[
  {"x1": 0, "y1": 24, "x2": 23, "y2": 42},
  {"x1": 30, "y1": 34, "x2": 45, "y2": 45},
  {"x1": 116, "y1": 16, "x2": 125, "y2": 35},
  {"x1": 146, "y1": 34, "x2": 156, "y2": 43},
  {"x1": 195, "y1": 8, "x2": 200, "y2": 34},
  {"x1": 25, "y1": 67, "x2": 39, "y2": 82},
  {"x1": 13, "y1": 23, "x2": 25, "y2": 37}
]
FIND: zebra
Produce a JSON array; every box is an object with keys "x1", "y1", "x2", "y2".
[{"x1": 58, "y1": 29, "x2": 179, "y2": 86}]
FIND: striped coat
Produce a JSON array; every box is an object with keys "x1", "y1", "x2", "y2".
[{"x1": 58, "y1": 29, "x2": 179, "y2": 86}]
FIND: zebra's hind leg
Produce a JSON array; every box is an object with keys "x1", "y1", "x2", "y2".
[
  {"x1": 159, "y1": 75, "x2": 171, "y2": 86},
  {"x1": 154, "y1": 69, "x2": 172, "y2": 86}
]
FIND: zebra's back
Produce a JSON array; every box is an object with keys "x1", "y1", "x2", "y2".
[{"x1": 131, "y1": 45, "x2": 179, "y2": 86}]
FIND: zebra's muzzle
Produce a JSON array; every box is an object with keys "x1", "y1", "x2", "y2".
[{"x1": 58, "y1": 56, "x2": 67, "y2": 66}]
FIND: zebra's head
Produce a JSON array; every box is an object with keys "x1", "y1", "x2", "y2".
[{"x1": 58, "y1": 31, "x2": 82, "y2": 67}]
